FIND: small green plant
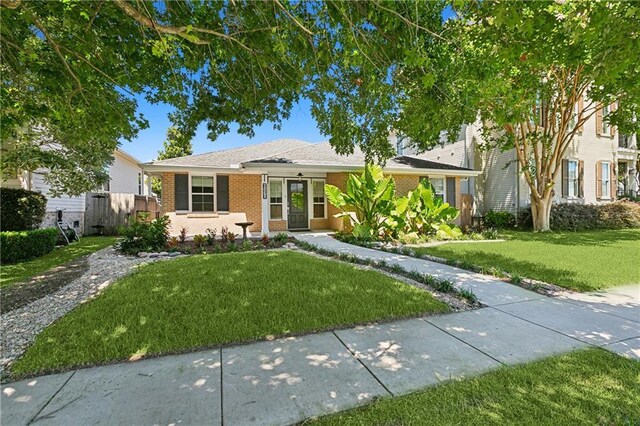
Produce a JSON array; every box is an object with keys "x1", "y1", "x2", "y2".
[
  {"x1": 458, "y1": 287, "x2": 477, "y2": 303},
  {"x1": 390, "y1": 263, "x2": 405, "y2": 274},
  {"x1": 242, "y1": 240, "x2": 252, "y2": 251},
  {"x1": 377, "y1": 260, "x2": 387, "y2": 268},
  {"x1": 205, "y1": 228, "x2": 217, "y2": 245},
  {"x1": 193, "y1": 234, "x2": 207, "y2": 248},
  {"x1": 227, "y1": 242, "x2": 237, "y2": 252},
  {"x1": 274, "y1": 232, "x2": 289, "y2": 244},
  {"x1": 179, "y1": 227, "x2": 188, "y2": 243},
  {"x1": 433, "y1": 279, "x2": 455, "y2": 293},
  {"x1": 510, "y1": 274, "x2": 523, "y2": 285}
]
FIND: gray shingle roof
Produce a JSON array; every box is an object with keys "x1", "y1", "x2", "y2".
[
  {"x1": 146, "y1": 139, "x2": 312, "y2": 167},
  {"x1": 249, "y1": 141, "x2": 474, "y2": 171},
  {"x1": 146, "y1": 139, "x2": 474, "y2": 173}
]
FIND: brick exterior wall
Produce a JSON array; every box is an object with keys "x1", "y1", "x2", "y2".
[
  {"x1": 325, "y1": 172, "x2": 350, "y2": 231},
  {"x1": 229, "y1": 174, "x2": 262, "y2": 232},
  {"x1": 161, "y1": 172, "x2": 176, "y2": 214},
  {"x1": 159, "y1": 171, "x2": 463, "y2": 232},
  {"x1": 269, "y1": 220, "x2": 288, "y2": 232},
  {"x1": 391, "y1": 174, "x2": 420, "y2": 196}
]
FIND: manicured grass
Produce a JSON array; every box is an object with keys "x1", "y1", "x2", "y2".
[
  {"x1": 414, "y1": 229, "x2": 640, "y2": 292},
  {"x1": 12, "y1": 251, "x2": 447, "y2": 376},
  {"x1": 0, "y1": 236, "x2": 118, "y2": 288},
  {"x1": 312, "y1": 348, "x2": 640, "y2": 425}
]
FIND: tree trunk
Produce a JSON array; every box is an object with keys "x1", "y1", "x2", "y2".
[{"x1": 531, "y1": 195, "x2": 552, "y2": 232}]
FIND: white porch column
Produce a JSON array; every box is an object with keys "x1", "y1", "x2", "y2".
[{"x1": 261, "y1": 174, "x2": 269, "y2": 235}]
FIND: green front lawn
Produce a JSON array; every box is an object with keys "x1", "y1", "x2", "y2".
[
  {"x1": 312, "y1": 348, "x2": 640, "y2": 425},
  {"x1": 414, "y1": 229, "x2": 640, "y2": 292},
  {"x1": 12, "y1": 251, "x2": 447, "y2": 376},
  {"x1": 0, "y1": 236, "x2": 118, "y2": 288}
]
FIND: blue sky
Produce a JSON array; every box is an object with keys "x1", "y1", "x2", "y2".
[
  {"x1": 122, "y1": 96, "x2": 326, "y2": 162},
  {"x1": 122, "y1": 6, "x2": 456, "y2": 162}
]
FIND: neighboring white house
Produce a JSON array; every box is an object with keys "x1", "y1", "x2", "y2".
[
  {"x1": 395, "y1": 105, "x2": 639, "y2": 217},
  {"x1": 2, "y1": 149, "x2": 152, "y2": 234}
]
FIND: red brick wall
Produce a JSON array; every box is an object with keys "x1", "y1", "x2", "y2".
[{"x1": 229, "y1": 174, "x2": 262, "y2": 232}]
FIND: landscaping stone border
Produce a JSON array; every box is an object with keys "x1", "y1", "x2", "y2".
[{"x1": 0, "y1": 248, "x2": 182, "y2": 377}]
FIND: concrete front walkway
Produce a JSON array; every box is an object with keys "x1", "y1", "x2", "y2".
[{"x1": 2, "y1": 235, "x2": 639, "y2": 425}]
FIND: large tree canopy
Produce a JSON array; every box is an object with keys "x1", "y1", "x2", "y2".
[{"x1": 3, "y1": 0, "x2": 638, "y2": 221}]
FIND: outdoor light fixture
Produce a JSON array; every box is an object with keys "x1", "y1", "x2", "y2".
[{"x1": 297, "y1": 172, "x2": 303, "y2": 181}]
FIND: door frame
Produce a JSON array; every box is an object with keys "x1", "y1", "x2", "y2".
[{"x1": 286, "y1": 179, "x2": 310, "y2": 230}]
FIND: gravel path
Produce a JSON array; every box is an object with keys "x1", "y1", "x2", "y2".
[{"x1": 0, "y1": 247, "x2": 161, "y2": 375}]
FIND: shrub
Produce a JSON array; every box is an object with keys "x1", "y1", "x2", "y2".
[
  {"x1": 0, "y1": 228, "x2": 58, "y2": 263},
  {"x1": 118, "y1": 215, "x2": 171, "y2": 254},
  {"x1": 220, "y1": 226, "x2": 229, "y2": 242},
  {"x1": 517, "y1": 201, "x2": 640, "y2": 231},
  {"x1": 0, "y1": 188, "x2": 47, "y2": 231},
  {"x1": 484, "y1": 210, "x2": 516, "y2": 229},
  {"x1": 598, "y1": 200, "x2": 640, "y2": 229},
  {"x1": 193, "y1": 234, "x2": 207, "y2": 248},
  {"x1": 226, "y1": 231, "x2": 236, "y2": 243}
]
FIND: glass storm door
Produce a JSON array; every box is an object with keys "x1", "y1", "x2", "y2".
[{"x1": 287, "y1": 180, "x2": 308, "y2": 230}]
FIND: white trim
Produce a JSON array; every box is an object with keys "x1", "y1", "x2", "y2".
[
  {"x1": 311, "y1": 179, "x2": 327, "y2": 220},
  {"x1": 268, "y1": 177, "x2": 285, "y2": 220}
]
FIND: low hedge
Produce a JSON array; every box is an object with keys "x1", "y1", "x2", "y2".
[
  {"x1": 517, "y1": 200, "x2": 640, "y2": 231},
  {"x1": 0, "y1": 228, "x2": 58, "y2": 263},
  {"x1": 0, "y1": 188, "x2": 47, "y2": 231}
]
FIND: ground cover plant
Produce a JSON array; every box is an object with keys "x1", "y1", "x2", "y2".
[
  {"x1": 1, "y1": 236, "x2": 118, "y2": 288},
  {"x1": 11, "y1": 250, "x2": 448, "y2": 376},
  {"x1": 413, "y1": 229, "x2": 640, "y2": 292},
  {"x1": 312, "y1": 348, "x2": 640, "y2": 425}
]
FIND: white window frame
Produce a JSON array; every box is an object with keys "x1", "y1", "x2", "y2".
[
  {"x1": 268, "y1": 178, "x2": 284, "y2": 220},
  {"x1": 311, "y1": 179, "x2": 327, "y2": 219},
  {"x1": 602, "y1": 104, "x2": 611, "y2": 135},
  {"x1": 190, "y1": 174, "x2": 216, "y2": 213},
  {"x1": 137, "y1": 172, "x2": 143, "y2": 195},
  {"x1": 567, "y1": 159, "x2": 579, "y2": 198},
  {"x1": 601, "y1": 161, "x2": 611, "y2": 199}
]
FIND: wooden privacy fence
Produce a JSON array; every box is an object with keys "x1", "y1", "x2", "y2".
[
  {"x1": 84, "y1": 193, "x2": 161, "y2": 235},
  {"x1": 460, "y1": 194, "x2": 473, "y2": 228}
]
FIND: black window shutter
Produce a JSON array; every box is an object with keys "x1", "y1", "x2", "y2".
[
  {"x1": 175, "y1": 174, "x2": 189, "y2": 210},
  {"x1": 446, "y1": 177, "x2": 457, "y2": 207},
  {"x1": 217, "y1": 175, "x2": 229, "y2": 211}
]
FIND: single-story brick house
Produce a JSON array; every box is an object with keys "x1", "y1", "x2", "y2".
[{"x1": 143, "y1": 139, "x2": 480, "y2": 236}]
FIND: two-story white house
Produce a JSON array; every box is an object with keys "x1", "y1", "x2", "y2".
[
  {"x1": 395, "y1": 105, "x2": 639, "y2": 217},
  {"x1": 2, "y1": 149, "x2": 152, "y2": 234}
]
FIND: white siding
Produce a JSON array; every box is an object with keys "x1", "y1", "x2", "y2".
[
  {"x1": 108, "y1": 151, "x2": 144, "y2": 195},
  {"x1": 32, "y1": 171, "x2": 85, "y2": 213}
]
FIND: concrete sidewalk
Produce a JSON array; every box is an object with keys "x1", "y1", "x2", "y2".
[{"x1": 2, "y1": 235, "x2": 639, "y2": 425}]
